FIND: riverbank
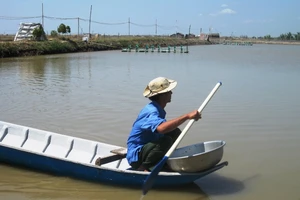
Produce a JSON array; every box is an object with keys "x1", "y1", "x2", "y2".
[
  {"x1": 221, "y1": 37, "x2": 300, "y2": 45},
  {"x1": 0, "y1": 36, "x2": 211, "y2": 58},
  {"x1": 1, "y1": 36, "x2": 299, "y2": 58}
]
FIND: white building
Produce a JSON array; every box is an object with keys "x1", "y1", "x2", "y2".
[{"x1": 14, "y1": 23, "x2": 46, "y2": 41}]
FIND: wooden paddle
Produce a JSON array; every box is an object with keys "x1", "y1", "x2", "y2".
[{"x1": 142, "y1": 82, "x2": 222, "y2": 195}]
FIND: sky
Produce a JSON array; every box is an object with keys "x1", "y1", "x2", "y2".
[{"x1": 0, "y1": 0, "x2": 299, "y2": 37}]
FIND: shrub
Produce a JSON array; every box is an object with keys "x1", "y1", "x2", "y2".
[
  {"x1": 51, "y1": 30, "x2": 58, "y2": 37},
  {"x1": 32, "y1": 26, "x2": 46, "y2": 41}
]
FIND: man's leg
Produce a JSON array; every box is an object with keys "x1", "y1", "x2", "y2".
[
  {"x1": 132, "y1": 128, "x2": 182, "y2": 171},
  {"x1": 139, "y1": 136, "x2": 173, "y2": 171}
]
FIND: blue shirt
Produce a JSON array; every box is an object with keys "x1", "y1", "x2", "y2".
[{"x1": 126, "y1": 101, "x2": 166, "y2": 164}]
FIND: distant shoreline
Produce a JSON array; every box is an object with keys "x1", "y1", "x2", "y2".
[
  {"x1": 0, "y1": 37, "x2": 211, "y2": 58},
  {"x1": 220, "y1": 37, "x2": 300, "y2": 45},
  {"x1": 0, "y1": 36, "x2": 299, "y2": 58}
]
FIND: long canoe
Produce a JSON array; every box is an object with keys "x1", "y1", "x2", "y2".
[{"x1": 0, "y1": 120, "x2": 228, "y2": 187}]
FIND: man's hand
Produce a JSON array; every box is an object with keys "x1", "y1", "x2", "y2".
[{"x1": 187, "y1": 110, "x2": 201, "y2": 121}]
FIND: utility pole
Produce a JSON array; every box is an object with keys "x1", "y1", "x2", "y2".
[
  {"x1": 89, "y1": 5, "x2": 92, "y2": 38},
  {"x1": 77, "y1": 17, "x2": 79, "y2": 37},
  {"x1": 176, "y1": 20, "x2": 178, "y2": 37},
  {"x1": 128, "y1": 18, "x2": 130, "y2": 36},
  {"x1": 42, "y1": 3, "x2": 44, "y2": 29},
  {"x1": 155, "y1": 19, "x2": 157, "y2": 36}
]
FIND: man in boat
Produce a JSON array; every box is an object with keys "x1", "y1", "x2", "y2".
[{"x1": 126, "y1": 77, "x2": 201, "y2": 171}]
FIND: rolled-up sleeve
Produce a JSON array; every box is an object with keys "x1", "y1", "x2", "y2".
[{"x1": 141, "y1": 111, "x2": 166, "y2": 133}]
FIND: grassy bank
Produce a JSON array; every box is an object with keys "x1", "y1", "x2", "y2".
[
  {"x1": 0, "y1": 36, "x2": 211, "y2": 58},
  {"x1": 220, "y1": 37, "x2": 300, "y2": 45},
  {"x1": 3, "y1": 35, "x2": 298, "y2": 58}
]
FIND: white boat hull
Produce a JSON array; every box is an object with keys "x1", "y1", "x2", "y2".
[{"x1": 0, "y1": 121, "x2": 228, "y2": 187}]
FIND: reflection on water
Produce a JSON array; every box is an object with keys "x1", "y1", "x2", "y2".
[
  {"x1": 195, "y1": 173, "x2": 247, "y2": 196},
  {"x1": 1, "y1": 45, "x2": 300, "y2": 200}
]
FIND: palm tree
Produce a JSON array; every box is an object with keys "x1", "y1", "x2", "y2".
[
  {"x1": 279, "y1": 34, "x2": 286, "y2": 40},
  {"x1": 286, "y1": 32, "x2": 293, "y2": 40},
  {"x1": 295, "y1": 32, "x2": 300, "y2": 40}
]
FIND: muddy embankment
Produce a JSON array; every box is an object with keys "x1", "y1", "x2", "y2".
[{"x1": 0, "y1": 37, "x2": 211, "y2": 58}]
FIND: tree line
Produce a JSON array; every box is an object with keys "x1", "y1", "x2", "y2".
[
  {"x1": 241, "y1": 32, "x2": 300, "y2": 41},
  {"x1": 278, "y1": 32, "x2": 300, "y2": 40},
  {"x1": 263, "y1": 32, "x2": 300, "y2": 40},
  {"x1": 32, "y1": 23, "x2": 71, "y2": 39}
]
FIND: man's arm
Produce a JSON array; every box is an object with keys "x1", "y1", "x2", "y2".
[{"x1": 156, "y1": 110, "x2": 201, "y2": 134}]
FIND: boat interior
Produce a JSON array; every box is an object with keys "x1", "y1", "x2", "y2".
[{"x1": 0, "y1": 121, "x2": 131, "y2": 170}]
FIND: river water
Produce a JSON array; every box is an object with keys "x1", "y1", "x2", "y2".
[{"x1": 0, "y1": 44, "x2": 300, "y2": 200}]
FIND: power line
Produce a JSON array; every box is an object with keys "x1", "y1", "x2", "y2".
[
  {"x1": 131, "y1": 22, "x2": 155, "y2": 27},
  {"x1": 44, "y1": 16, "x2": 78, "y2": 20},
  {"x1": 91, "y1": 20, "x2": 127, "y2": 25},
  {"x1": 0, "y1": 16, "x2": 41, "y2": 20},
  {"x1": 0, "y1": 15, "x2": 196, "y2": 30},
  {"x1": 0, "y1": 15, "x2": 206, "y2": 35}
]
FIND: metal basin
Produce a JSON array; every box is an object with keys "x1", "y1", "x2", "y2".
[{"x1": 167, "y1": 140, "x2": 226, "y2": 172}]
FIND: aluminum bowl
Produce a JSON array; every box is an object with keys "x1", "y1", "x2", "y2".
[{"x1": 167, "y1": 140, "x2": 226, "y2": 172}]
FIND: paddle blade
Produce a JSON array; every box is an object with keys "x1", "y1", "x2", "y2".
[{"x1": 142, "y1": 156, "x2": 168, "y2": 195}]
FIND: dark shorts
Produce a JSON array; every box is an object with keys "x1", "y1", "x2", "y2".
[{"x1": 130, "y1": 128, "x2": 181, "y2": 171}]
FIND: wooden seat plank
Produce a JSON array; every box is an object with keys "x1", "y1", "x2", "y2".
[{"x1": 95, "y1": 148, "x2": 127, "y2": 166}]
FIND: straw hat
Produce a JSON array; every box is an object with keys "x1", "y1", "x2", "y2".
[{"x1": 143, "y1": 77, "x2": 177, "y2": 98}]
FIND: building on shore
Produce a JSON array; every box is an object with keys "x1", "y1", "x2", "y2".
[
  {"x1": 14, "y1": 23, "x2": 47, "y2": 41},
  {"x1": 199, "y1": 33, "x2": 220, "y2": 43}
]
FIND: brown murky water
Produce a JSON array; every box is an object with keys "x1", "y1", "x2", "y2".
[{"x1": 0, "y1": 44, "x2": 300, "y2": 200}]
